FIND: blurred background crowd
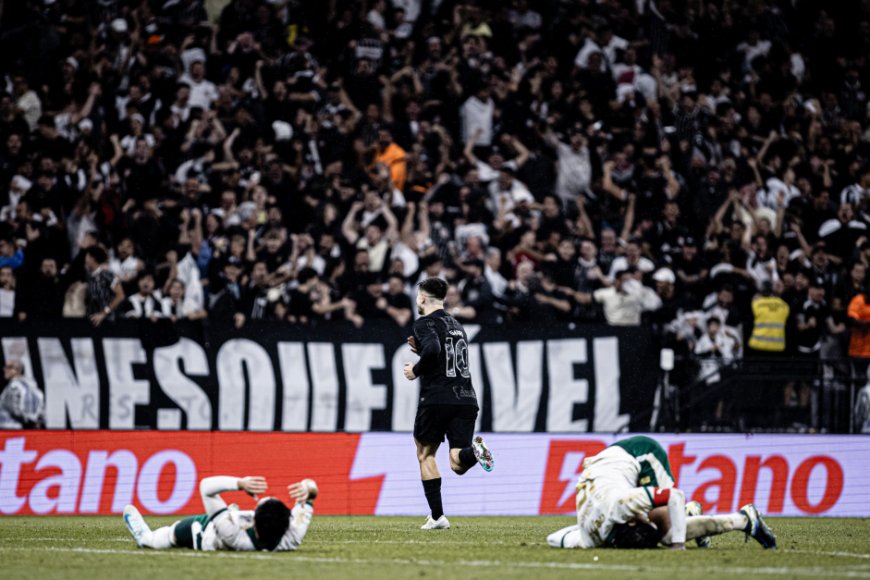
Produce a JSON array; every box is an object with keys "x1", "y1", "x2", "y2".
[{"x1": 1, "y1": 0, "x2": 870, "y2": 429}]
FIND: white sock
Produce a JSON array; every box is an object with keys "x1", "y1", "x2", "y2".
[
  {"x1": 142, "y1": 526, "x2": 175, "y2": 549},
  {"x1": 686, "y1": 513, "x2": 748, "y2": 540},
  {"x1": 547, "y1": 525, "x2": 582, "y2": 548},
  {"x1": 666, "y1": 489, "x2": 687, "y2": 544}
]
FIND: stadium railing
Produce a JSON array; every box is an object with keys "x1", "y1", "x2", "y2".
[{"x1": 650, "y1": 355, "x2": 868, "y2": 434}]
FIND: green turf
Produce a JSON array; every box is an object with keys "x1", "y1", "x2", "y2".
[{"x1": 1, "y1": 516, "x2": 869, "y2": 579}]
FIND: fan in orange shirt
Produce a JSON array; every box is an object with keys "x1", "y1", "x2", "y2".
[
  {"x1": 373, "y1": 127, "x2": 407, "y2": 192},
  {"x1": 848, "y1": 292, "x2": 870, "y2": 359}
]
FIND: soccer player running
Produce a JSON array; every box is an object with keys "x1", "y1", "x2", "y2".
[
  {"x1": 123, "y1": 475, "x2": 318, "y2": 551},
  {"x1": 403, "y1": 277, "x2": 493, "y2": 529},
  {"x1": 547, "y1": 435, "x2": 777, "y2": 550}
]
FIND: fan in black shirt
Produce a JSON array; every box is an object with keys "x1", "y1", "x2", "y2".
[{"x1": 402, "y1": 277, "x2": 494, "y2": 530}]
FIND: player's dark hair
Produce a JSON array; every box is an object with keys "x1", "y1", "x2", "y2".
[
  {"x1": 253, "y1": 499, "x2": 291, "y2": 551},
  {"x1": 418, "y1": 277, "x2": 448, "y2": 300},
  {"x1": 609, "y1": 522, "x2": 660, "y2": 549}
]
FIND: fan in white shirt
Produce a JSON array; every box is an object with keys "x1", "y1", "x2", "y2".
[
  {"x1": 463, "y1": 129, "x2": 528, "y2": 183},
  {"x1": 179, "y1": 60, "x2": 218, "y2": 111},
  {"x1": 488, "y1": 168, "x2": 534, "y2": 215},
  {"x1": 757, "y1": 168, "x2": 800, "y2": 210},
  {"x1": 746, "y1": 235, "x2": 780, "y2": 291},
  {"x1": 0, "y1": 176, "x2": 32, "y2": 222},
  {"x1": 607, "y1": 240, "x2": 655, "y2": 282},
  {"x1": 461, "y1": 87, "x2": 495, "y2": 146},
  {"x1": 161, "y1": 278, "x2": 207, "y2": 321},
  {"x1": 0, "y1": 266, "x2": 14, "y2": 318},
  {"x1": 109, "y1": 237, "x2": 144, "y2": 284},
  {"x1": 124, "y1": 272, "x2": 164, "y2": 320},
  {"x1": 484, "y1": 247, "x2": 508, "y2": 298},
  {"x1": 574, "y1": 27, "x2": 628, "y2": 71},
  {"x1": 542, "y1": 127, "x2": 593, "y2": 205},
  {"x1": 611, "y1": 47, "x2": 657, "y2": 102},
  {"x1": 736, "y1": 30, "x2": 771, "y2": 73},
  {"x1": 594, "y1": 268, "x2": 661, "y2": 326}
]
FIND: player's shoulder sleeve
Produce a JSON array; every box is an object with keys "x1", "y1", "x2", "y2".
[
  {"x1": 212, "y1": 510, "x2": 255, "y2": 551},
  {"x1": 414, "y1": 316, "x2": 439, "y2": 344},
  {"x1": 413, "y1": 316, "x2": 439, "y2": 338},
  {"x1": 274, "y1": 502, "x2": 314, "y2": 551},
  {"x1": 612, "y1": 436, "x2": 675, "y2": 488}
]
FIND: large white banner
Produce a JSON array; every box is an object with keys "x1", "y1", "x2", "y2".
[
  {"x1": 353, "y1": 433, "x2": 870, "y2": 517},
  {"x1": 1, "y1": 432, "x2": 868, "y2": 516}
]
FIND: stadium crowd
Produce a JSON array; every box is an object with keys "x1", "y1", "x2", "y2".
[{"x1": 0, "y1": 0, "x2": 870, "y2": 383}]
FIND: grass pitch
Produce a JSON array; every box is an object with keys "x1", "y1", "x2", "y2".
[{"x1": 1, "y1": 516, "x2": 869, "y2": 580}]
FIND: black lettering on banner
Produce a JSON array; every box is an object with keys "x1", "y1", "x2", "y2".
[{"x1": 0, "y1": 320, "x2": 656, "y2": 433}]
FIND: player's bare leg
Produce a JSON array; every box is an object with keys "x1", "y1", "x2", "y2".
[
  {"x1": 416, "y1": 438, "x2": 449, "y2": 529},
  {"x1": 449, "y1": 448, "x2": 470, "y2": 474},
  {"x1": 416, "y1": 438, "x2": 441, "y2": 479}
]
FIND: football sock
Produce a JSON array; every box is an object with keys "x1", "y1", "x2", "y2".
[
  {"x1": 547, "y1": 525, "x2": 582, "y2": 548},
  {"x1": 145, "y1": 526, "x2": 174, "y2": 549},
  {"x1": 422, "y1": 478, "x2": 444, "y2": 520},
  {"x1": 458, "y1": 447, "x2": 477, "y2": 468},
  {"x1": 685, "y1": 514, "x2": 748, "y2": 540}
]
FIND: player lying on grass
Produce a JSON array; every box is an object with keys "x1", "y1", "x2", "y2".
[
  {"x1": 546, "y1": 435, "x2": 777, "y2": 550},
  {"x1": 123, "y1": 475, "x2": 317, "y2": 551}
]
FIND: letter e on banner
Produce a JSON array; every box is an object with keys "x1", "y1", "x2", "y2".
[{"x1": 539, "y1": 440, "x2": 606, "y2": 514}]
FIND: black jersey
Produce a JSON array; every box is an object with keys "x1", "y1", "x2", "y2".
[{"x1": 411, "y1": 309, "x2": 478, "y2": 407}]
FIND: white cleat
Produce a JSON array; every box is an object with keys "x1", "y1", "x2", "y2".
[
  {"x1": 123, "y1": 505, "x2": 151, "y2": 548},
  {"x1": 420, "y1": 515, "x2": 451, "y2": 530},
  {"x1": 472, "y1": 436, "x2": 494, "y2": 472}
]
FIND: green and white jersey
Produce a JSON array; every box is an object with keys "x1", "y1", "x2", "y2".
[
  {"x1": 611, "y1": 435, "x2": 675, "y2": 489},
  {"x1": 190, "y1": 477, "x2": 313, "y2": 552},
  {"x1": 190, "y1": 504, "x2": 312, "y2": 551},
  {"x1": 570, "y1": 436, "x2": 674, "y2": 548}
]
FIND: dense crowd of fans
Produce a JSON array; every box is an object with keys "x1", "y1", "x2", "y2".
[{"x1": 0, "y1": 0, "x2": 869, "y2": 381}]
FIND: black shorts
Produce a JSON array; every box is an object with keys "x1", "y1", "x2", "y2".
[
  {"x1": 413, "y1": 404, "x2": 478, "y2": 449},
  {"x1": 173, "y1": 514, "x2": 209, "y2": 549}
]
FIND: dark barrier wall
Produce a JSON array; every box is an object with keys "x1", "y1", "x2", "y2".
[{"x1": 0, "y1": 320, "x2": 657, "y2": 432}]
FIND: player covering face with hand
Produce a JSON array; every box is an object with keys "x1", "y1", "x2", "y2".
[
  {"x1": 404, "y1": 277, "x2": 494, "y2": 530},
  {"x1": 547, "y1": 436, "x2": 777, "y2": 550},
  {"x1": 123, "y1": 475, "x2": 318, "y2": 551}
]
